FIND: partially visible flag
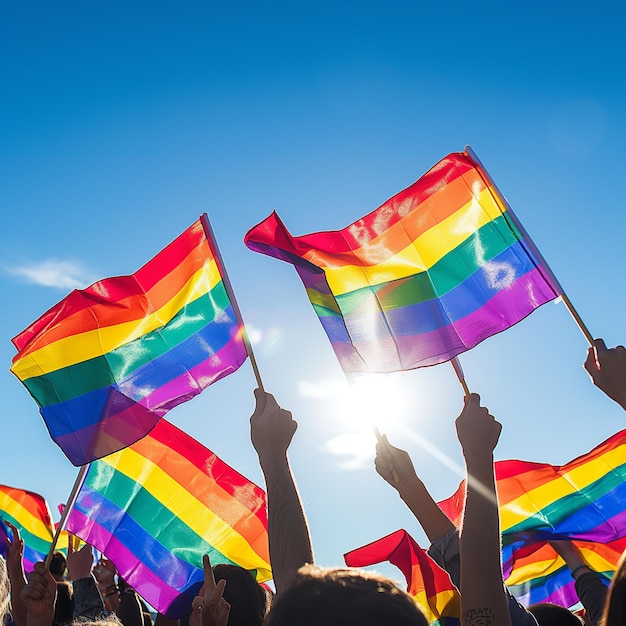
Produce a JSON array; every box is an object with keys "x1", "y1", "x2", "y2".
[
  {"x1": 244, "y1": 148, "x2": 561, "y2": 374},
  {"x1": 438, "y1": 429, "x2": 626, "y2": 607},
  {"x1": 344, "y1": 529, "x2": 460, "y2": 625},
  {"x1": 66, "y1": 419, "x2": 272, "y2": 618},
  {"x1": 0, "y1": 486, "x2": 55, "y2": 571},
  {"x1": 11, "y1": 215, "x2": 249, "y2": 465},
  {"x1": 504, "y1": 537, "x2": 621, "y2": 608}
]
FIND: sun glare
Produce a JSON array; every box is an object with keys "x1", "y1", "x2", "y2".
[
  {"x1": 298, "y1": 367, "x2": 462, "y2": 472},
  {"x1": 335, "y1": 374, "x2": 410, "y2": 433}
]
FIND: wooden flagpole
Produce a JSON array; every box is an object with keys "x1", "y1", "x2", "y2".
[
  {"x1": 44, "y1": 463, "x2": 89, "y2": 569},
  {"x1": 451, "y1": 356, "x2": 470, "y2": 397},
  {"x1": 464, "y1": 145, "x2": 594, "y2": 347},
  {"x1": 200, "y1": 213, "x2": 265, "y2": 391}
]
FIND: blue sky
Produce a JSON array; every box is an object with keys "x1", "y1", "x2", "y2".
[{"x1": 2, "y1": 0, "x2": 626, "y2": 588}]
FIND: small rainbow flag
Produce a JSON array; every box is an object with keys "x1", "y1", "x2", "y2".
[
  {"x1": 344, "y1": 529, "x2": 460, "y2": 625},
  {"x1": 244, "y1": 148, "x2": 561, "y2": 374},
  {"x1": 438, "y1": 429, "x2": 626, "y2": 608},
  {"x1": 0, "y1": 486, "x2": 55, "y2": 572},
  {"x1": 65, "y1": 418, "x2": 272, "y2": 618},
  {"x1": 11, "y1": 215, "x2": 249, "y2": 465}
]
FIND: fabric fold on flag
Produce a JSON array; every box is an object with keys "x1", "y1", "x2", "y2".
[
  {"x1": 65, "y1": 419, "x2": 271, "y2": 618},
  {"x1": 0, "y1": 486, "x2": 55, "y2": 572},
  {"x1": 438, "y1": 429, "x2": 626, "y2": 607},
  {"x1": 11, "y1": 215, "x2": 249, "y2": 465},
  {"x1": 344, "y1": 529, "x2": 460, "y2": 625},
  {"x1": 244, "y1": 149, "x2": 561, "y2": 374}
]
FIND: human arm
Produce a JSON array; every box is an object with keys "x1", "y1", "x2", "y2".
[
  {"x1": 5, "y1": 521, "x2": 27, "y2": 626},
  {"x1": 456, "y1": 393, "x2": 512, "y2": 626},
  {"x1": 189, "y1": 554, "x2": 230, "y2": 626},
  {"x1": 21, "y1": 561, "x2": 56, "y2": 626},
  {"x1": 376, "y1": 426, "x2": 536, "y2": 626},
  {"x1": 93, "y1": 557, "x2": 120, "y2": 612},
  {"x1": 250, "y1": 389, "x2": 314, "y2": 595},
  {"x1": 550, "y1": 540, "x2": 591, "y2": 580},
  {"x1": 115, "y1": 579, "x2": 145, "y2": 626},
  {"x1": 550, "y1": 540, "x2": 606, "y2": 626},
  {"x1": 375, "y1": 435, "x2": 456, "y2": 543},
  {"x1": 66, "y1": 542, "x2": 105, "y2": 619},
  {"x1": 583, "y1": 338, "x2": 626, "y2": 410}
]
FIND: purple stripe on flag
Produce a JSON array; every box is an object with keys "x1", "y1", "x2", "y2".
[
  {"x1": 328, "y1": 267, "x2": 555, "y2": 372},
  {"x1": 68, "y1": 509, "x2": 200, "y2": 616},
  {"x1": 54, "y1": 337, "x2": 247, "y2": 464}
]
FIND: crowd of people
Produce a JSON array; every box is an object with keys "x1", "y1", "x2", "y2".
[{"x1": 2, "y1": 338, "x2": 626, "y2": 626}]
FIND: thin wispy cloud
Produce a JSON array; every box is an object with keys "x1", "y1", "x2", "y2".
[
  {"x1": 298, "y1": 377, "x2": 347, "y2": 398},
  {"x1": 4, "y1": 260, "x2": 96, "y2": 290},
  {"x1": 322, "y1": 433, "x2": 374, "y2": 471}
]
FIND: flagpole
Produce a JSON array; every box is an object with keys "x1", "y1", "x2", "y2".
[
  {"x1": 44, "y1": 463, "x2": 89, "y2": 569},
  {"x1": 559, "y1": 293, "x2": 594, "y2": 345},
  {"x1": 200, "y1": 213, "x2": 265, "y2": 391},
  {"x1": 464, "y1": 146, "x2": 594, "y2": 347},
  {"x1": 451, "y1": 356, "x2": 470, "y2": 397}
]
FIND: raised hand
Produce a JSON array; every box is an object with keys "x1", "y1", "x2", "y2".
[
  {"x1": 190, "y1": 554, "x2": 230, "y2": 626},
  {"x1": 21, "y1": 561, "x2": 56, "y2": 626},
  {"x1": 93, "y1": 557, "x2": 116, "y2": 588},
  {"x1": 455, "y1": 394, "x2": 511, "y2": 626},
  {"x1": 455, "y1": 393, "x2": 502, "y2": 463},
  {"x1": 584, "y1": 338, "x2": 626, "y2": 410},
  {"x1": 250, "y1": 389, "x2": 297, "y2": 466},
  {"x1": 5, "y1": 521, "x2": 27, "y2": 626},
  {"x1": 249, "y1": 388, "x2": 313, "y2": 594},
  {"x1": 5, "y1": 521, "x2": 25, "y2": 576},
  {"x1": 374, "y1": 434, "x2": 456, "y2": 544},
  {"x1": 374, "y1": 435, "x2": 419, "y2": 491},
  {"x1": 66, "y1": 540, "x2": 94, "y2": 581}
]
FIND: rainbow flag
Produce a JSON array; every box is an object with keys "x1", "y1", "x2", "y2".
[
  {"x1": 0, "y1": 486, "x2": 55, "y2": 572},
  {"x1": 11, "y1": 215, "x2": 249, "y2": 465},
  {"x1": 244, "y1": 148, "x2": 562, "y2": 374},
  {"x1": 344, "y1": 529, "x2": 460, "y2": 625},
  {"x1": 438, "y1": 429, "x2": 626, "y2": 608},
  {"x1": 65, "y1": 418, "x2": 272, "y2": 618}
]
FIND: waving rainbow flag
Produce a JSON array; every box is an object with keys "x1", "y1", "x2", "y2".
[
  {"x1": 244, "y1": 148, "x2": 561, "y2": 373},
  {"x1": 438, "y1": 429, "x2": 626, "y2": 608},
  {"x1": 11, "y1": 215, "x2": 248, "y2": 465},
  {"x1": 65, "y1": 418, "x2": 271, "y2": 618},
  {"x1": 345, "y1": 529, "x2": 460, "y2": 625},
  {"x1": 0, "y1": 486, "x2": 56, "y2": 572}
]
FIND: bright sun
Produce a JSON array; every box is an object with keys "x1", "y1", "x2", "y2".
[
  {"x1": 299, "y1": 368, "x2": 464, "y2": 474},
  {"x1": 310, "y1": 374, "x2": 413, "y2": 470},
  {"x1": 334, "y1": 374, "x2": 410, "y2": 433}
]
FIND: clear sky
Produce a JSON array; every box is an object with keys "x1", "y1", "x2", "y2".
[{"x1": 2, "y1": 0, "x2": 626, "y2": 589}]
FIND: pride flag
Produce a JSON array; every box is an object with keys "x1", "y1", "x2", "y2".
[
  {"x1": 11, "y1": 215, "x2": 249, "y2": 465},
  {"x1": 65, "y1": 418, "x2": 272, "y2": 618},
  {"x1": 345, "y1": 529, "x2": 460, "y2": 625},
  {"x1": 438, "y1": 429, "x2": 626, "y2": 607},
  {"x1": 0, "y1": 486, "x2": 55, "y2": 572},
  {"x1": 244, "y1": 148, "x2": 561, "y2": 374}
]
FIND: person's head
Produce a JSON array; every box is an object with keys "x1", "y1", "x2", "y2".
[
  {"x1": 212, "y1": 565, "x2": 270, "y2": 626},
  {"x1": 528, "y1": 602, "x2": 584, "y2": 625},
  {"x1": 72, "y1": 617, "x2": 121, "y2": 626},
  {"x1": 0, "y1": 557, "x2": 10, "y2": 626},
  {"x1": 601, "y1": 549, "x2": 626, "y2": 626},
  {"x1": 265, "y1": 564, "x2": 428, "y2": 626},
  {"x1": 49, "y1": 552, "x2": 67, "y2": 580}
]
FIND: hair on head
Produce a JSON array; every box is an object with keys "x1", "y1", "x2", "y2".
[
  {"x1": 265, "y1": 564, "x2": 428, "y2": 626},
  {"x1": 528, "y1": 602, "x2": 583, "y2": 625}
]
